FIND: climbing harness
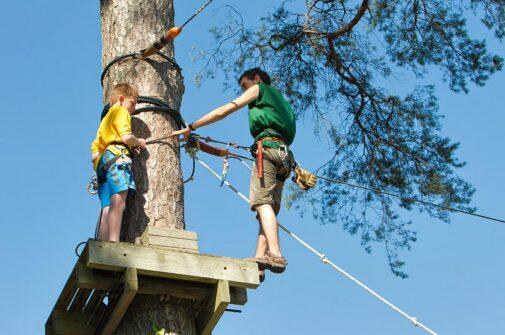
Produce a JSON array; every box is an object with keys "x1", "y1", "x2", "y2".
[
  {"x1": 194, "y1": 154, "x2": 439, "y2": 335},
  {"x1": 87, "y1": 144, "x2": 131, "y2": 195},
  {"x1": 141, "y1": 0, "x2": 215, "y2": 58}
]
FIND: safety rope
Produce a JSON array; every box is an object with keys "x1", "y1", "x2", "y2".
[
  {"x1": 100, "y1": 51, "x2": 181, "y2": 88},
  {"x1": 141, "y1": 0, "x2": 215, "y2": 58},
  {"x1": 194, "y1": 155, "x2": 439, "y2": 335},
  {"x1": 99, "y1": 93, "x2": 186, "y2": 129},
  {"x1": 99, "y1": 0, "x2": 215, "y2": 126}
]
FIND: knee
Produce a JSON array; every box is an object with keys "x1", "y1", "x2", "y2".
[
  {"x1": 101, "y1": 207, "x2": 110, "y2": 217},
  {"x1": 110, "y1": 196, "x2": 126, "y2": 211}
]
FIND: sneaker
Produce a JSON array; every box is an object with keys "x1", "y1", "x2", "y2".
[{"x1": 264, "y1": 251, "x2": 287, "y2": 273}]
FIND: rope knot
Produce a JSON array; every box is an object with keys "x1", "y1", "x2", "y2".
[
  {"x1": 411, "y1": 317, "x2": 419, "y2": 327},
  {"x1": 320, "y1": 254, "x2": 329, "y2": 264}
]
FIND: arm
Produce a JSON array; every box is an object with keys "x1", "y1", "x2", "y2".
[
  {"x1": 91, "y1": 152, "x2": 100, "y2": 163},
  {"x1": 172, "y1": 84, "x2": 260, "y2": 139},
  {"x1": 91, "y1": 139, "x2": 100, "y2": 164},
  {"x1": 113, "y1": 107, "x2": 147, "y2": 151},
  {"x1": 121, "y1": 134, "x2": 147, "y2": 150}
]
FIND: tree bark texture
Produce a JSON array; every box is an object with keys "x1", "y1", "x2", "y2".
[
  {"x1": 100, "y1": 0, "x2": 185, "y2": 239},
  {"x1": 100, "y1": 1, "x2": 195, "y2": 334}
]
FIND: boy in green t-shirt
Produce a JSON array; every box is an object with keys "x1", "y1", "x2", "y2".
[
  {"x1": 91, "y1": 83, "x2": 146, "y2": 242},
  {"x1": 172, "y1": 68, "x2": 298, "y2": 281}
]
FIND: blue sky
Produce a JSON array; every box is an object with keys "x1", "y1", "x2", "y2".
[{"x1": 0, "y1": 1, "x2": 504, "y2": 334}]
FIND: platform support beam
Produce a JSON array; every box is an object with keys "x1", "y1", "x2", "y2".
[
  {"x1": 99, "y1": 268, "x2": 138, "y2": 335},
  {"x1": 197, "y1": 280, "x2": 231, "y2": 335}
]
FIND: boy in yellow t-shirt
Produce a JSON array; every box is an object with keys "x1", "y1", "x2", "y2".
[{"x1": 91, "y1": 83, "x2": 146, "y2": 242}]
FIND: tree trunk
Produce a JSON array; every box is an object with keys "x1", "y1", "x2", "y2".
[{"x1": 100, "y1": 1, "x2": 195, "y2": 334}]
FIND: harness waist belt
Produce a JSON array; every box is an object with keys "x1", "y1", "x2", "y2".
[
  {"x1": 107, "y1": 141, "x2": 131, "y2": 155},
  {"x1": 260, "y1": 136, "x2": 286, "y2": 145}
]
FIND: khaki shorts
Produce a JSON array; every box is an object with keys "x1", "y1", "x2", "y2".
[{"x1": 250, "y1": 147, "x2": 293, "y2": 214}]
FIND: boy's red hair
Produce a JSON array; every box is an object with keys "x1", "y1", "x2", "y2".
[{"x1": 109, "y1": 83, "x2": 139, "y2": 104}]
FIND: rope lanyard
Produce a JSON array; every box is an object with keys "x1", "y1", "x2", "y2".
[{"x1": 194, "y1": 156, "x2": 439, "y2": 335}]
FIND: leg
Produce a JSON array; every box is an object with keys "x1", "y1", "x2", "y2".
[
  {"x1": 255, "y1": 204, "x2": 282, "y2": 257},
  {"x1": 98, "y1": 207, "x2": 110, "y2": 241},
  {"x1": 107, "y1": 191, "x2": 128, "y2": 242},
  {"x1": 255, "y1": 220, "x2": 268, "y2": 258}
]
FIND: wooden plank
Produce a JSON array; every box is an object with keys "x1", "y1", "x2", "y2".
[
  {"x1": 47, "y1": 318, "x2": 94, "y2": 335},
  {"x1": 76, "y1": 263, "x2": 117, "y2": 291},
  {"x1": 147, "y1": 235, "x2": 199, "y2": 250},
  {"x1": 99, "y1": 268, "x2": 138, "y2": 335},
  {"x1": 68, "y1": 288, "x2": 93, "y2": 312},
  {"x1": 147, "y1": 226, "x2": 198, "y2": 240},
  {"x1": 46, "y1": 311, "x2": 94, "y2": 335},
  {"x1": 82, "y1": 290, "x2": 104, "y2": 314},
  {"x1": 138, "y1": 275, "x2": 212, "y2": 300},
  {"x1": 156, "y1": 246, "x2": 199, "y2": 254},
  {"x1": 229, "y1": 287, "x2": 248, "y2": 306},
  {"x1": 54, "y1": 267, "x2": 78, "y2": 311},
  {"x1": 86, "y1": 240, "x2": 260, "y2": 288},
  {"x1": 197, "y1": 280, "x2": 231, "y2": 335},
  {"x1": 76, "y1": 265, "x2": 246, "y2": 304}
]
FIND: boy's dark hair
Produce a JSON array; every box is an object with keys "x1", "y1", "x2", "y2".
[{"x1": 238, "y1": 68, "x2": 271, "y2": 85}]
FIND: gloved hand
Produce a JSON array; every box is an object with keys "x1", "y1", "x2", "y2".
[{"x1": 293, "y1": 166, "x2": 317, "y2": 190}]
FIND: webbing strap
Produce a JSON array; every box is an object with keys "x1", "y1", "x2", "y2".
[{"x1": 257, "y1": 140, "x2": 264, "y2": 179}]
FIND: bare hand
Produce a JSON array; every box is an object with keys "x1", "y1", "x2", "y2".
[
  {"x1": 171, "y1": 127, "x2": 192, "y2": 141},
  {"x1": 133, "y1": 139, "x2": 147, "y2": 154},
  {"x1": 138, "y1": 138, "x2": 147, "y2": 150}
]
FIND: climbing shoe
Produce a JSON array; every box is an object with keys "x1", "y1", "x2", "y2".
[{"x1": 264, "y1": 251, "x2": 287, "y2": 274}]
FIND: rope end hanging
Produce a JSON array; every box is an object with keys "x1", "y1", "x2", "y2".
[{"x1": 75, "y1": 241, "x2": 87, "y2": 257}]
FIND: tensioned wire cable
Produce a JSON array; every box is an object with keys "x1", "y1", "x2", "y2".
[{"x1": 181, "y1": 134, "x2": 505, "y2": 225}]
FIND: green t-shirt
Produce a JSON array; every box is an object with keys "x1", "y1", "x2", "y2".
[{"x1": 248, "y1": 82, "x2": 296, "y2": 148}]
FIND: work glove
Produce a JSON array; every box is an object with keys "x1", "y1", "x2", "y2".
[{"x1": 293, "y1": 166, "x2": 317, "y2": 190}]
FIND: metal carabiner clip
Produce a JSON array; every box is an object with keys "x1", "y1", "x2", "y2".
[
  {"x1": 87, "y1": 174, "x2": 98, "y2": 195},
  {"x1": 220, "y1": 157, "x2": 229, "y2": 187}
]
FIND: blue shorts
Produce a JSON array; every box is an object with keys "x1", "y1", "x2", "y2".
[{"x1": 97, "y1": 151, "x2": 136, "y2": 209}]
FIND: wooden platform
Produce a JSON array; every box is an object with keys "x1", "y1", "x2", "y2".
[{"x1": 45, "y1": 227, "x2": 259, "y2": 335}]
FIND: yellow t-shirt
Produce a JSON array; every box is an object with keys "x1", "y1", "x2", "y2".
[{"x1": 91, "y1": 105, "x2": 132, "y2": 169}]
